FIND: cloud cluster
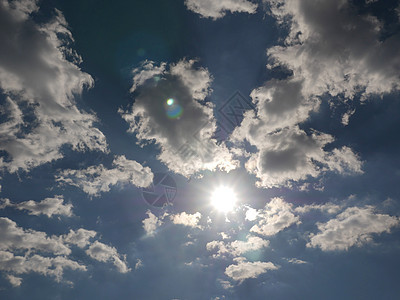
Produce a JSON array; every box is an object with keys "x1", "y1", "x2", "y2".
[
  {"x1": 0, "y1": 0, "x2": 108, "y2": 173},
  {"x1": 0, "y1": 195, "x2": 72, "y2": 217},
  {"x1": 0, "y1": 217, "x2": 130, "y2": 286},
  {"x1": 308, "y1": 206, "x2": 400, "y2": 251},
  {"x1": 184, "y1": 0, "x2": 257, "y2": 19},
  {"x1": 120, "y1": 59, "x2": 238, "y2": 177},
  {"x1": 230, "y1": 0, "x2": 394, "y2": 187},
  {"x1": 56, "y1": 155, "x2": 153, "y2": 197}
]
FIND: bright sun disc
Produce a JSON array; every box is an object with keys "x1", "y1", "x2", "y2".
[{"x1": 211, "y1": 186, "x2": 237, "y2": 213}]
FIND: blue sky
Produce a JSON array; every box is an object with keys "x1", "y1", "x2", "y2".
[{"x1": 1, "y1": 0, "x2": 400, "y2": 299}]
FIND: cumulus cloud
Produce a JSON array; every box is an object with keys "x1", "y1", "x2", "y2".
[
  {"x1": 232, "y1": 122, "x2": 363, "y2": 188},
  {"x1": 142, "y1": 210, "x2": 162, "y2": 236},
  {"x1": 230, "y1": 0, "x2": 400, "y2": 188},
  {"x1": 0, "y1": 217, "x2": 130, "y2": 285},
  {"x1": 6, "y1": 274, "x2": 22, "y2": 287},
  {"x1": 0, "y1": 0, "x2": 107, "y2": 173},
  {"x1": 56, "y1": 155, "x2": 153, "y2": 197},
  {"x1": 86, "y1": 241, "x2": 130, "y2": 273},
  {"x1": 266, "y1": 0, "x2": 400, "y2": 98},
  {"x1": 308, "y1": 206, "x2": 400, "y2": 251},
  {"x1": 185, "y1": 0, "x2": 257, "y2": 19},
  {"x1": 225, "y1": 257, "x2": 279, "y2": 282},
  {"x1": 0, "y1": 250, "x2": 86, "y2": 283},
  {"x1": 63, "y1": 228, "x2": 97, "y2": 248},
  {"x1": 207, "y1": 235, "x2": 269, "y2": 258},
  {"x1": 170, "y1": 212, "x2": 202, "y2": 229},
  {"x1": 0, "y1": 217, "x2": 71, "y2": 255},
  {"x1": 120, "y1": 59, "x2": 238, "y2": 177},
  {"x1": 250, "y1": 197, "x2": 301, "y2": 236},
  {"x1": 0, "y1": 195, "x2": 73, "y2": 217}
]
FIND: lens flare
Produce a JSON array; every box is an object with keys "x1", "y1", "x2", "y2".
[{"x1": 164, "y1": 98, "x2": 183, "y2": 119}]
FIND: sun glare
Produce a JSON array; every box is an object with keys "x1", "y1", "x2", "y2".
[{"x1": 211, "y1": 186, "x2": 237, "y2": 213}]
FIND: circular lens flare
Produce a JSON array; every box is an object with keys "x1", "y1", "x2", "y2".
[
  {"x1": 167, "y1": 98, "x2": 174, "y2": 106},
  {"x1": 211, "y1": 186, "x2": 237, "y2": 213},
  {"x1": 164, "y1": 98, "x2": 183, "y2": 119}
]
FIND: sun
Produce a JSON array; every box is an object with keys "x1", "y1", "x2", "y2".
[{"x1": 211, "y1": 186, "x2": 237, "y2": 213}]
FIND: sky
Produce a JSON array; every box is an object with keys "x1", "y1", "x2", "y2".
[{"x1": 0, "y1": 0, "x2": 400, "y2": 299}]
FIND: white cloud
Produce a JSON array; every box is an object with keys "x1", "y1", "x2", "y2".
[
  {"x1": 207, "y1": 235, "x2": 269, "y2": 258},
  {"x1": 6, "y1": 274, "x2": 22, "y2": 287},
  {"x1": 86, "y1": 241, "x2": 130, "y2": 273},
  {"x1": 0, "y1": 217, "x2": 70, "y2": 255},
  {"x1": 225, "y1": 257, "x2": 279, "y2": 282},
  {"x1": 0, "y1": 250, "x2": 86, "y2": 283},
  {"x1": 142, "y1": 210, "x2": 162, "y2": 236},
  {"x1": 63, "y1": 229, "x2": 97, "y2": 248},
  {"x1": 232, "y1": 123, "x2": 363, "y2": 188},
  {"x1": 170, "y1": 212, "x2": 202, "y2": 229},
  {"x1": 0, "y1": 195, "x2": 73, "y2": 217},
  {"x1": 245, "y1": 206, "x2": 258, "y2": 221},
  {"x1": 218, "y1": 279, "x2": 233, "y2": 290},
  {"x1": 56, "y1": 155, "x2": 153, "y2": 197},
  {"x1": 250, "y1": 197, "x2": 301, "y2": 236},
  {"x1": 308, "y1": 206, "x2": 400, "y2": 251},
  {"x1": 341, "y1": 109, "x2": 355, "y2": 126},
  {"x1": 294, "y1": 203, "x2": 342, "y2": 215},
  {"x1": 135, "y1": 259, "x2": 143, "y2": 270},
  {"x1": 266, "y1": 0, "x2": 400, "y2": 98},
  {"x1": 230, "y1": 0, "x2": 400, "y2": 188},
  {"x1": 0, "y1": 0, "x2": 107, "y2": 173},
  {"x1": 0, "y1": 217, "x2": 130, "y2": 284},
  {"x1": 185, "y1": 0, "x2": 257, "y2": 19},
  {"x1": 286, "y1": 258, "x2": 307, "y2": 265},
  {"x1": 120, "y1": 59, "x2": 238, "y2": 177}
]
